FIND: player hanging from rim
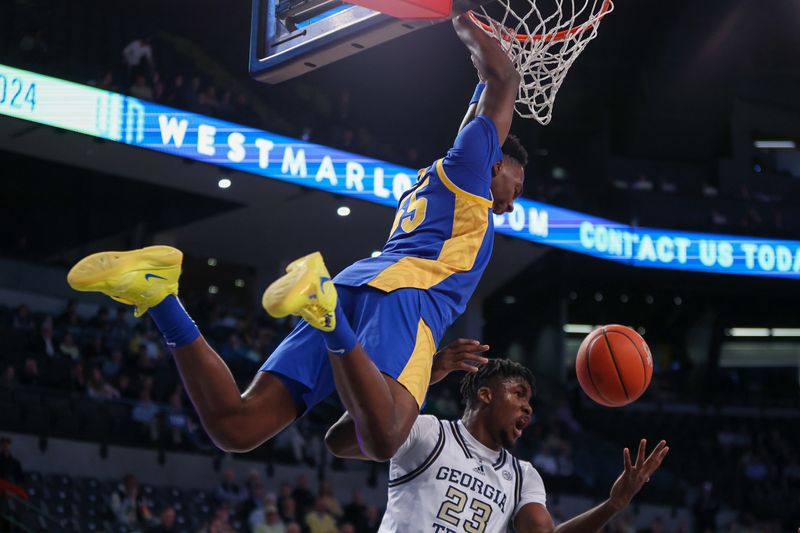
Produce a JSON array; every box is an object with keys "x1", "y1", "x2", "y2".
[
  {"x1": 331, "y1": 349, "x2": 670, "y2": 533},
  {"x1": 66, "y1": 14, "x2": 525, "y2": 461}
]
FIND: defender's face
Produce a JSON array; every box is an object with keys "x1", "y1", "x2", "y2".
[
  {"x1": 487, "y1": 377, "x2": 533, "y2": 448},
  {"x1": 490, "y1": 159, "x2": 525, "y2": 215}
]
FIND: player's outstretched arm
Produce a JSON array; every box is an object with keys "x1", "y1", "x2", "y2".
[
  {"x1": 514, "y1": 439, "x2": 670, "y2": 533},
  {"x1": 430, "y1": 338, "x2": 489, "y2": 384},
  {"x1": 452, "y1": 14, "x2": 520, "y2": 144}
]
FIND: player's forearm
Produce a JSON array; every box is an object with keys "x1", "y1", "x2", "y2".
[
  {"x1": 452, "y1": 15, "x2": 516, "y2": 83},
  {"x1": 552, "y1": 499, "x2": 621, "y2": 533},
  {"x1": 458, "y1": 102, "x2": 479, "y2": 133}
]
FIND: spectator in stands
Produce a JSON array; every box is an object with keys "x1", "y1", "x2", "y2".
[
  {"x1": 292, "y1": 474, "x2": 314, "y2": 516},
  {"x1": 17, "y1": 29, "x2": 49, "y2": 68},
  {"x1": 318, "y1": 480, "x2": 342, "y2": 518},
  {"x1": 136, "y1": 344, "x2": 157, "y2": 377},
  {"x1": 606, "y1": 512, "x2": 634, "y2": 533},
  {"x1": 165, "y1": 74, "x2": 187, "y2": 108},
  {"x1": 59, "y1": 332, "x2": 81, "y2": 360},
  {"x1": 203, "y1": 505, "x2": 235, "y2": 533},
  {"x1": 554, "y1": 399, "x2": 582, "y2": 434},
  {"x1": 741, "y1": 451, "x2": 769, "y2": 481},
  {"x1": 90, "y1": 306, "x2": 111, "y2": 333},
  {"x1": 362, "y1": 505, "x2": 381, "y2": 533},
  {"x1": 117, "y1": 372, "x2": 136, "y2": 400},
  {"x1": 88, "y1": 70, "x2": 118, "y2": 92},
  {"x1": 147, "y1": 505, "x2": 177, "y2": 532},
  {"x1": 242, "y1": 469, "x2": 269, "y2": 519},
  {"x1": 108, "y1": 308, "x2": 132, "y2": 350},
  {"x1": 184, "y1": 76, "x2": 202, "y2": 111},
  {"x1": 279, "y1": 497, "x2": 299, "y2": 526},
  {"x1": 166, "y1": 387, "x2": 195, "y2": 445},
  {"x1": 254, "y1": 504, "x2": 285, "y2": 533},
  {"x1": 1, "y1": 365, "x2": 17, "y2": 389},
  {"x1": 248, "y1": 493, "x2": 271, "y2": 532},
  {"x1": 11, "y1": 304, "x2": 34, "y2": 331},
  {"x1": 432, "y1": 387, "x2": 459, "y2": 418},
  {"x1": 647, "y1": 516, "x2": 666, "y2": 533},
  {"x1": 132, "y1": 387, "x2": 160, "y2": 441},
  {"x1": 69, "y1": 361, "x2": 85, "y2": 391},
  {"x1": 130, "y1": 74, "x2": 155, "y2": 101},
  {"x1": 631, "y1": 173, "x2": 654, "y2": 191},
  {"x1": 84, "y1": 334, "x2": 109, "y2": 361},
  {"x1": 151, "y1": 71, "x2": 166, "y2": 102},
  {"x1": 214, "y1": 468, "x2": 247, "y2": 511},
  {"x1": 0, "y1": 437, "x2": 24, "y2": 485},
  {"x1": 305, "y1": 497, "x2": 337, "y2": 533},
  {"x1": 39, "y1": 316, "x2": 57, "y2": 357},
  {"x1": 285, "y1": 523, "x2": 301, "y2": 533},
  {"x1": 109, "y1": 473, "x2": 152, "y2": 528},
  {"x1": 692, "y1": 482, "x2": 719, "y2": 533},
  {"x1": 198, "y1": 85, "x2": 220, "y2": 115},
  {"x1": 56, "y1": 300, "x2": 80, "y2": 336},
  {"x1": 102, "y1": 349, "x2": 125, "y2": 381},
  {"x1": 532, "y1": 445, "x2": 558, "y2": 475},
  {"x1": 19, "y1": 357, "x2": 40, "y2": 387},
  {"x1": 342, "y1": 490, "x2": 366, "y2": 530},
  {"x1": 122, "y1": 37, "x2": 156, "y2": 78},
  {"x1": 86, "y1": 366, "x2": 121, "y2": 400},
  {"x1": 220, "y1": 333, "x2": 249, "y2": 362},
  {"x1": 219, "y1": 90, "x2": 236, "y2": 121}
]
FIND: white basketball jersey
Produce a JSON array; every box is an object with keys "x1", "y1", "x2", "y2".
[{"x1": 379, "y1": 415, "x2": 547, "y2": 533}]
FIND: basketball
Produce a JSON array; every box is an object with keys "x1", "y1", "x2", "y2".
[{"x1": 576, "y1": 325, "x2": 653, "y2": 407}]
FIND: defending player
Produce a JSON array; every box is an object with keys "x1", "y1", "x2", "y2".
[
  {"x1": 66, "y1": 15, "x2": 524, "y2": 461},
  {"x1": 329, "y1": 355, "x2": 670, "y2": 532}
]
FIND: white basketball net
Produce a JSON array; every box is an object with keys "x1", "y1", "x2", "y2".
[{"x1": 470, "y1": 0, "x2": 614, "y2": 124}]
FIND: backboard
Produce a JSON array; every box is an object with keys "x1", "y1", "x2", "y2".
[
  {"x1": 250, "y1": 0, "x2": 486, "y2": 83},
  {"x1": 249, "y1": 0, "x2": 443, "y2": 84}
]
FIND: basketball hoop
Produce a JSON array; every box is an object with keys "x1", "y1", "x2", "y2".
[{"x1": 468, "y1": 0, "x2": 614, "y2": 124}]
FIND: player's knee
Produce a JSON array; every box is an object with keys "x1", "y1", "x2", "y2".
[
  {"x1": 212, "y1": 431, "x2": 259, "y2": 454},
  {"x1": 323, "y1": 426, "x2": 347, "y2": 457},
  {"x1": 362, "y1": 429, "x2": 403, "y2": 462}
]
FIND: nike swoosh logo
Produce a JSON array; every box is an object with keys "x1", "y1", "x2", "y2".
[
  {"x1": 144, "y1": 273, "x2": 168, "y2": 282},
  {"x1": 319, "y1": 276, "x2": 331, "y2": 293},
  {"x1": 328, "y1": 348, "x2": 345, "y2": 355}
]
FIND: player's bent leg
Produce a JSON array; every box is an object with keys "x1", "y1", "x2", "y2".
[
  {"x1": 172, "y1": 338, "x2": 299, "y2": 452},
  {"x1": 68, "y1": 246, "x2": 299, "y2": 453},
  {"x1": 329, "y1": 344, "x2": 421, "y2": 461},
  {"x1": 263, "y1": 254, "x2": 436, "y2": 461}
]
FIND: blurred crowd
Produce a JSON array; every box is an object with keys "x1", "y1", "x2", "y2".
[
  {"x1": 2, "y1": 298, "x2": 312, "y2": 455},
  {"x1": 2, "y1": 293, "x2": 798, "y2": 530},
  {"x1": 0, "y1": 434, "x2": 382, "y2": 533}
]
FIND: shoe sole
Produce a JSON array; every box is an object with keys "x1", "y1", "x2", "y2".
[
  {"x1": 262, "y1": 262, "x2": 317, "y2": 318},
  {"x1": 67, "y1": 245, "x2": 182, "y2": 292}
]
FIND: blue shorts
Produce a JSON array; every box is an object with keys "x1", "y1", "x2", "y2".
[{"x1": 260, "y1": 285, "x2": 438, "y2": 416}]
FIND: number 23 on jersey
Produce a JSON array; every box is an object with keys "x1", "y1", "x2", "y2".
[{"x1": 435, "y1": 485, "x2": 493, "y2": 533}]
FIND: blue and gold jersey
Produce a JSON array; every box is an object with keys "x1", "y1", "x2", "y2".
[{"x1": 335, "y1": 115, "x2": 503, "y2": 339}]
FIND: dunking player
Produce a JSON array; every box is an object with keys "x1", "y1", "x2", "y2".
[
  {"x1": 331, "y1": 353, "x2": 669, "y2": 532},
  {"x1": 66, "y1": 15, "x2": 525, "y2": 461}
]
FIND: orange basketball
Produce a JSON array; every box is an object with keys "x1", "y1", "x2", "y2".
[{"x1": 575, "y1": 325, "x2": 653, "y2": 407}]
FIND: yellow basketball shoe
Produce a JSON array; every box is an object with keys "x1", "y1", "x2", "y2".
[
  {"x1": 67, "y1": 246, "x2": 182, "y2": 318},
  {"x1": 262, "y1": 252, "x2": 337, "y2": 332}
]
